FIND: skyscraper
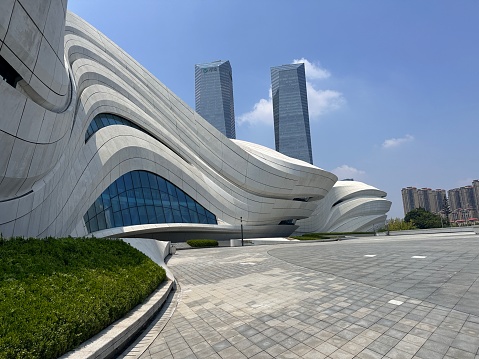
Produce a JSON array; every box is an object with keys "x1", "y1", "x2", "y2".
[
  {"x1": 271, "y1": 63, "x2": 313, "y2": 164},
  {"x1": 195, "y1": 60, "x2": 236, "y2": 139}
]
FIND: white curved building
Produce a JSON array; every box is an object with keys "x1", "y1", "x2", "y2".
[
  {"x1": 0, "y1": 0, "x2": 338, "y2": 240},
  {"x1": 295, "y1": 180, "x2": 392, "y2": 234}
]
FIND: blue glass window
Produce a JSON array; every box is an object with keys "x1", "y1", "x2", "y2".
[
  {"x1": 84, "y1": 113, "x2": 152, "y2": 143},
  {"x1": 84, "y1": 170, "x2": 217, "y2": 233}
]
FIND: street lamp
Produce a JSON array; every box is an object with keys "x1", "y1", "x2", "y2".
[{"x1": 240, "y1": 216, "x2": 244, "y2": 246}]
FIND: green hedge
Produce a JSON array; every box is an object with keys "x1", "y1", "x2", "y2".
[
  {"x1": 186, "y1": 239, "x2": 218, "y2": 247},
  {"x1": 0, "y1": 237, "x2": 166, "y2": 359}
]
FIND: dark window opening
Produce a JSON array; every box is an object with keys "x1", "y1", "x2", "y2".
[
  {"x1": 279, "y1": 219, "x2": 296, "y2": 225},
  {"x1": 0, "y1": 55, "x2": 22, "y2": 88}
]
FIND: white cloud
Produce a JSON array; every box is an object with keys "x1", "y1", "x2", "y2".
[
  {"x1": 237, "y1": 88, "x2": 273, "y2": 126},
  {"x1": 331, "y1": 165, "x2": 365, "y2": 180},
  {"x1": 293, "y1": 58, "x2": 330, "y2": 80},
  {"x1": 306, "y1": 82, "x2": 345, "y2": 119},
  {"x1": 238, "y1": 58, "x2": 344, "y2": 126},
  {"x1": 382, "y1": 134, "x2": 414, "y2": 149}
]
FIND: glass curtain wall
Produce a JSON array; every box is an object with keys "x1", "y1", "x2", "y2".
[{"x1": 84, "y1": 170, "x2": 217, "y2": 233}]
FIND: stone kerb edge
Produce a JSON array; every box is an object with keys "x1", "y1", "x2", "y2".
[
  {"x1": 61, "y1": 279, "x2": 173, "y2": 359},
  {"x1": 61, "y1": 239, "x2": 174, "y2": 359}
]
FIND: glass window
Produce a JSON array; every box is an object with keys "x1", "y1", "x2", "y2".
[
  {"x1": 101, "y1": 193, "x2": 111, "y2": 209},
  {"x1": 97, "y1": 213, "x2": 107, "y2": 230},
  {"x1": 196, "y1": 204, "x2": 206, "y2": 216},
  {"x1": 83, "y1": 170, "x2": 217, "y2": 233},
  {"x1": 113, "y1": 211, "x2": 123, "y2": 227},
  {"x1": 155, "y1": 207, "x2": 165, "y2": 223},
  {"x1": 94, "y1": 198, "x2": 103, "y2": 214},
  {"x1": 186, "y1": 195, "x2": 196, "y2": 211},
  {"x1": 129, "y1": 207, "x2": 140, "y2": 225},
  {"x1": 135, "y1": 188, "x2": 145, "y2": 206},
  {"x1": 100, "y1": 115, "x2": 109, "y2": 127},
  {"x1": 147, "y1": 172, "x2": 158, "y2": 189},
  {"x1": 164, "y1": 207, "x2": 174, "y2": 222},
  {"x1": 161, "y1": 192, "x2": 170, "y2": 208},
  {"x1": 157, "y1": 177, "x2": 168, "y2": 193},
  {"x1": 121, "y1": 209, "x2": 132, "y2": 226},
  {"x1": 105, "y1": 209, "x2": 114, "y2": 228},
  {"x1": 126, "y1": 189, "x2": 136, "y2": 207},
  {"x1": 138, "y1": 206, "x2": 148, "y2": 224},
  {"x1": 90, "y1": 119, "x2": 99, "y2": 132},
  {"x1": 119, "y1": 193, "x2": 129, "y2": 210},
  {"x1": 90, "y1": 216, "x2": 99, "y2": 232},
  {"x1": 109, "y1": 182, "x2": 118, "y2": 197},
  {"x1": 95, "y1": 117, "x2": 103, "y2": 130},
  {"x1": 173, "y1": 210, "x2": 182, "y2": 223},
  {"x1": 124, "y1": 172, "x2": 134, "y2": 191},
  {"x1": 131, "y1": 171, "x2": 142, "y2": 188},
  {"x1": 176, "y1": 189, "x2": 187, "y2": 208},
  {"x1": 87, "y1": 206, "x2": 96, "y2": 221},
  {"x1": 142, "y1": 188, "x2": 153, "y2": 206},
  {"x1": 189, "y1": 210, "x2": 199, "y2": 223},
  {"x1": 116, "y1": 176, "x2": 126, "y2": 194},
  {"x1": 146, "y1": 206, "x2": 156, "y2": 223},
  {"x1": 166, "y1": 182, "x2": 177, "y2": 196},
  {"x1": 85, "y1": 113, "x2": 157, "y2": 143},
  {"x1": 111, "y1": 196, "x2": 121, "y2": 213},
  {"x1": 140, "y1": 171, "x2": 150, "y2": 188},
  {"x1": 151, "y1": 189, "x2": 161, "y2": 206},
  {"x1": 85, "y1": 221, "x2": 91, "y2": 233},
  {"x1": 180, "y1": 206, "x2": 191, "y2": 222},
  {"x1": 170, "y1": 195, "x2": 180, "y2": 211}
]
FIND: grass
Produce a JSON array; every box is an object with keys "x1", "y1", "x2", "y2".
[
  {"x1": 0, "y1": 237, "x2": 166, "y2": 359},
  {"x1": 186, "y1": 239, "x2": 218, "y2": 247}
]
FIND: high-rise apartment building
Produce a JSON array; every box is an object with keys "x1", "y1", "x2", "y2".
[
  {"x1": 402, "y1": 187, "x2": 446, "y2": 215},
  {"x1": 459, "y1": 186, "x2": 476, "y2": 209},
  {"x1": 428, "y1": 189, "x2": 446, "y2": 214},
  {"x1": 195, "y1": 60, "x2": 236, "y2": 139},
  {"x1": 473, "y1": 180, "x2": 479, "y2": 211},
  {"x1": 448, "y1": 188, "x2": 462, "y2": 211},
  {"x1": 271, "y1": 63, "x2": 313, "y2": 164},
  {"x1": 403, "y1": 181, "x2": 479, "y2": 224},
  {"x1": 417, "y1": 188, "x2": 431, "y2": 211},
  {"x1": 401, "y1": 187, "x2": 418, "y2": 215}
]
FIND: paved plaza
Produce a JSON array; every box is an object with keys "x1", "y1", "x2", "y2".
[{"x1": 122, "y1": 234, "x2": 479, "y2": 358}]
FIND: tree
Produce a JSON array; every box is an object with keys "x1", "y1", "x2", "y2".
[
  {"x1": 386, "y1": 218, "x2": 416, "y2": 231},
  {"x1": 404, "y1": 208, "x2": 443, "y2": 229},
  {"x1": 441, "y1": 195, "x2": 451, "y2": 226}
]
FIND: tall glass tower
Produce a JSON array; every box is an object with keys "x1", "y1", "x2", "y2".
[
  {"x1": 271, "y1": 63, "x2": 313, "y2": 164},
  {"x1": 195, "y1": 60, "x2": 236, "y2": 139}
]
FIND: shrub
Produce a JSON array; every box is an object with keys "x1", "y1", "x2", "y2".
[
  {"x1": 0, "y1": 237, "x2": 166, "y2": 359},
  {"x1": 186, "y1": 239, "x2": 219, "y2": 247}
]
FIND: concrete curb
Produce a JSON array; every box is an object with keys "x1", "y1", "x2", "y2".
[
  {"x1": 61, "y1": 239, "x2": 175, "y2": 359},
  {"x1": 61, "y1": 280, "x2": 174, "y2": 359}
]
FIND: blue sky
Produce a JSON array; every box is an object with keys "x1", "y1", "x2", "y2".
[{"x1": 68, "y1": 1, "x2": 479, "y2": 218}]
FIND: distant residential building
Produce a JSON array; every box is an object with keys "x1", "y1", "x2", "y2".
[
  {"x1": 401, "y1": 187, "x2": 418, "y2": 215},
  {"x1": 460, "y1": 186, "x2": 476, "y2": 210},
  {"x1": 195, "y1": 60, "x2": 236, "y2": 139},
  {"x1": 271, "y1": 63, "x2": 313, "y2": 164},
  {"x1": 402, "y1": 180, "x2": 479, "y2": 224},
  {"x1": 448, "y1": 188, "x2": 462, "y2": 211},
  {"x1": 417, "y1": 188, "x2": 432, "y2": 212},
  {"x1": 429, "y1": 189, "x2": 446, "y2": 214}
]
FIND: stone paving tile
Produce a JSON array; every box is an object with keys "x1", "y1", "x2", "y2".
[{"x1": 123, "y1": 235, "x2": 479, "y2": 358}]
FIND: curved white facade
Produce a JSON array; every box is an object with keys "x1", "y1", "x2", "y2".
[
  {"x1": 295, "y1": 180, "x2": 392, "y2": 234},
  {"x1": 0, "y1": 1, "x2": 338, "y2": 240}
]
